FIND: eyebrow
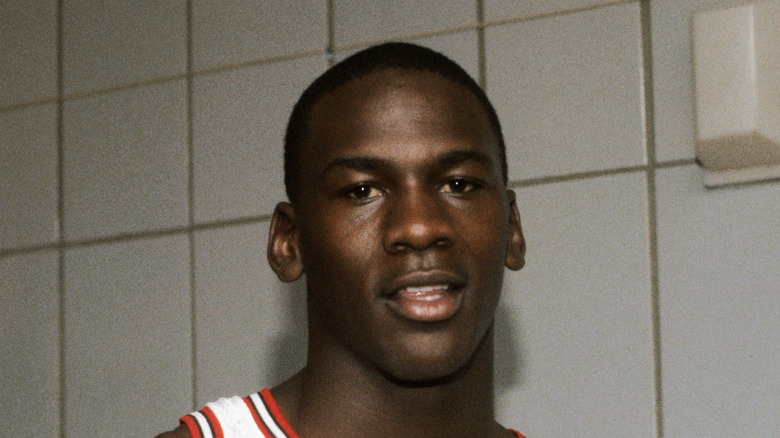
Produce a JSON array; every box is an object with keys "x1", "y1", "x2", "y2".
[
  {"x1": 324, "y1": 156, "x2": 391, "y2": 174},
  {"x1": 324, "y1": 149, "x2": 494, "y2": 175},
  {"x1": 435, "y1": 149, "x2": 493, "y2": 169}
]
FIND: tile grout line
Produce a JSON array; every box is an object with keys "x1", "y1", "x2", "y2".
[
  {"x1": 656, "y1": 158, "x2": 696, "y2": 169},
  {"x1": 479, "y1": 0, "x2": 633, "y2": 29},
  {"x1": 509, "y1": 164, "x2": 649, "y2": 188},
  {"x1": 0, "y1": 50, "x2": 324, "y2": 114},
  {"x1": 0, "y1": 96, "x2": 59, "y2": 113},
  {"x1": 0, "y1": 0, "x2": 642, "y2": 115},
  {"x1": 326, "y1": 0, "x2": 335, "y2": 67},
  {"x1": 329, "y1": 0, "x2": 637, "y2": 54},
  {"x1": 56, "y1": 1, "x2": 66, "y2": 436},
  {"x1": 476, "y1": 0, "x2": 486, "y2": 89},
  {"x1": 186, "y1": 0, "x2": 198, "y2": 412},
  {"x1": 0, "y1": 215, "x2": 274, "y2": 258},
  {"x1": 639, "y1": 1, "x2": 664, "y2": 436},
  {"x1": 0, "y1": 160, "x2": 700, "y2": 261}
]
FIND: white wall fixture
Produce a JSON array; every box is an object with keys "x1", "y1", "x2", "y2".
[{"x1": 692, "y1": 1, "x2": 780, "y2": 187}]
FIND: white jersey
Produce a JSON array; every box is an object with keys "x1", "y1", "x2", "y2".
[
  {"x1": 180, "y1": 388, "x2": 524, "y2": 438},
  {"x1": 180, "y1": 389, "x2": 297, "y2": 438}
]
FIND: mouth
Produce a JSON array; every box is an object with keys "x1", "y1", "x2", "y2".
[
  {"x1": 398, "y1": 284, "x2": 451, "y2": 301},
  {"x1": 383, "y1": 272, "x2": 466, "y2": 322}
]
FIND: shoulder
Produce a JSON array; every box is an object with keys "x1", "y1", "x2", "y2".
[
  {"x1": 155, "y1": 424, "x2": 191, "y2": 438},
  {"x1": 507, "y1": 428, "x2": 525, "y2": 438}
]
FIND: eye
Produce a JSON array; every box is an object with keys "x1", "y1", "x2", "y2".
[
  {"x1": 440, "y1": 178, "x2": 477, "y2": 194},
  {"x1": 345, "y1": 183, "x2": 383, "y2": 201}
]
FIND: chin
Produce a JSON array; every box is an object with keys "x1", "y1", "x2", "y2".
[
  {"x1": 377, "y1": 334, "x2": 486, "y2": 386},
  {"x1": 380, "y1": 360, "x2": 470, "y2": 387}
]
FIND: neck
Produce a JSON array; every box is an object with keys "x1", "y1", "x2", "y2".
[{"x1": 275, "y1": 326, "x2": 501, "y2": 438}]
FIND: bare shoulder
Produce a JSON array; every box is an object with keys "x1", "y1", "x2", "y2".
[{"x1": 155, "y1": 424, "x2": 190, "y2": 438}]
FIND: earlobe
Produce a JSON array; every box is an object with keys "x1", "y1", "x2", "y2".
[
  {"x1": 504, "y1": 190, "x2": 526, "y2": 271},
  {"x1": 267, "y1": 202, "x2": 304, "y2": 282}
]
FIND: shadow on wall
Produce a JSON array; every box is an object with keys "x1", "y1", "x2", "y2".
[
  {"x1": 268, "y1": 277, "x2": 308, "y2": 384},
  {"x1": 495, "y1": 304, "x2": 525, "y2": 395},
  {"x1": 264, "y1": 281, "x2": 526, "y2": 393}
]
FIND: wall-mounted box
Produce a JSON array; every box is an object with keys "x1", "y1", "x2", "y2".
[{"x1": 692, "y1": 1, "x2": 780, "y2": 187}]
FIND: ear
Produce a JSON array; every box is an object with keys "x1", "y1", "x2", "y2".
[
  {"x1": 267, "y1": 202, "x2": 304, "y2": 282},
  {"x1": 504, "y1": 190, "x2": 526, "y2": 271}
]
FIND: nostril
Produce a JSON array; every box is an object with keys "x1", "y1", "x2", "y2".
[{"x1": 383, "y1": 201, "x2": 454, "y2": 253}]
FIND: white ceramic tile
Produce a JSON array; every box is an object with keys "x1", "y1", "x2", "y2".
[
  {"x1": 484, "y1": 0, "x2": 621, "y2": 22},
  {"x1": 333, "y1": 30, "x2": 481, "y2": 83},
  {"x1": 63, "y1": 0, "x2": 187, "y2": 95},
  {"x1": 192, "y1": 0, "x2": 328, "y2": 71},
  {"x1": 0, "y1": 0, "x2": 58, "y2": 106},
  {"x1": 63, "y1": 80, "x2": 188, "y2": 240},
  {"x1": 193, "y1": 56, "x2": 326, "y2": 222},
  {"x1": 333, "y1": 0, "x2": 477, "y2": 47},
  {"x1": 486, "y1": 2, "x2": 646, "y2": 181},
  {"x1": 64, "y1": 235, "x2": 191, "y2": 437},
  {"x1": 0, "y1": 250, "x2": 60, "y2": 438},
  {"x1": 496, "y1": 172, "x2": 655, "y2": 436},
  {"x1": 489, "y1": 3, "x2": 646, "y2": 181},
  {"x1": 656, "y1": 166, "x2": 780, "y2": 437},
  {"x1": 411, "y1": 30, "x2": 481, "y2": 82},
  {"x1": 651, "y1": 0, "x2": 756, "y2": 163},
  {"x1": 0, "y1": 104, "x2": 59, "y2": 249},
  {"x1": 194, "y1": 222, "x2": 306, "y2": 405}
]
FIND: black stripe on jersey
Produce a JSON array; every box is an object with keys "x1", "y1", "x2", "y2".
[
  {"x1": 245, "y1": 395, "x2": 277, "y2": 437},
  {"x1": 199, "y1": 409, "x2": 217, "y2": 437},
  {"x1": 188, "y1": 413, "x2": 205, "y2": 438},
  {"x1": 257, "y1": 392, "x2": 291, "y2": 438}
]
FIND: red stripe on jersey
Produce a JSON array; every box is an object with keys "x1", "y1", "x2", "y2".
[
  {"x1": 509, "y1": 428, "x2": 525, "y2": 438},
  {"x1": 260, "y1": 388, "x2": 300, "y2": 438},
  {"x1": 179, "y1": 415, "x2": 202, "y2": 438},
  {"x1": 243, "y1": 396, "x2": 275, "y2": 438},
  {"x1": 201, "y1": 406, "x2": 224, "y2": 438}
]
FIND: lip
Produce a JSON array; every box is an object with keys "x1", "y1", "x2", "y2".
[{"x1": 383, "y1": 270, "x2": 466, "y2": 322}]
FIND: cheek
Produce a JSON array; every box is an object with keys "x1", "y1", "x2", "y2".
[
  {"x1": 298, "y1": 213, "x2": 380, "y2": 291},
  {"x1": 300, "y1": 219, "x2": 385, "y2": 348},
  {"x1": 458, "y1": 202, "x2": 509, "y2": 257},
  {"x1": 307, "y1": 207, "x2": 372, "y2": 245}
]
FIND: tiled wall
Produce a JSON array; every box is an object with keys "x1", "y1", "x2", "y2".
[{"x1": 1, "y1": 1, "x2": 777, "y2": 437}]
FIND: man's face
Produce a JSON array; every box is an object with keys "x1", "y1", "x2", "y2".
[{"x1": 286, "y1": 69, "x2": 524, "y2": 381}]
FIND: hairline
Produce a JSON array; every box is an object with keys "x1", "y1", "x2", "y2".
[{"x1": 284, "y1": 44, "x2": 508, "y2": 205}]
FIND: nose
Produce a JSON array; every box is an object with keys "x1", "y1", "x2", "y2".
[{"x1": 382, "y1": 187, "x2": 454, "y2": 253}]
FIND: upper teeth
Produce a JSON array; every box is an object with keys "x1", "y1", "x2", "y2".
[{"x1": 404, "y1": 284, "x2": 449, "y2": 293}]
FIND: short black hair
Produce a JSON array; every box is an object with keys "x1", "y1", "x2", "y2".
[{"x1": 283, "y1": 42, "x2": 507, "y2": 204}]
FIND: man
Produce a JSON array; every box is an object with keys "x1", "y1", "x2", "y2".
[{"x1": 158, "y1": 42, "x2": 526, "y2": 438}]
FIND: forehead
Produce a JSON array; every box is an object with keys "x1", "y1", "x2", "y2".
[{"x1": 303, "y1": 69, "x2": 500, "y2": 163}]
